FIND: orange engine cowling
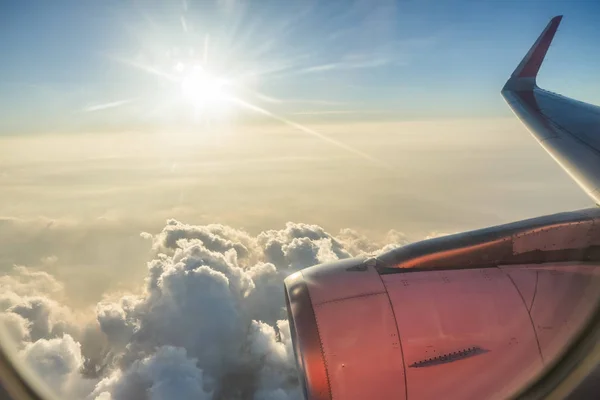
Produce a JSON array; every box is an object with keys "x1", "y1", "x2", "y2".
[{"x1": 284, "y1": 209, "x2": 600, "y2": 400}]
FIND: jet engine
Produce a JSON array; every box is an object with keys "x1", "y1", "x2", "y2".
[{"x1": 284, "y1": 208, "x2": 600, "y2": 400}]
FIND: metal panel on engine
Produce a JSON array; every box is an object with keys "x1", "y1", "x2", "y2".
[
  {"x1": 313, "y1": 293, "x2": 407, "y2": 400},
  {"x1": 382, "y1": 268, "x2": 543, "y2": 400},
  {"x1": 302, "y1": 257, "x2": 386, "y2": 305},
  {"x1": 512, "y1": 220, "x2": 595, "y2": 254},
  {"x1": 524, "y1": 263, "x2": 600, "y2": 363}
]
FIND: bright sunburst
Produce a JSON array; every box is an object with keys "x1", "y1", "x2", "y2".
[
  {"x1": 178, "y1": 64, "x2": 233, "y2": 116},
  {"x1": 106, "y1": 8, "x2": 381, "y2": 167}
]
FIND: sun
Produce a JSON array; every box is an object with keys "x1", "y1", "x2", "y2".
[{"x1": 179, "y1": 65, "x2": 234, "y2": 117}]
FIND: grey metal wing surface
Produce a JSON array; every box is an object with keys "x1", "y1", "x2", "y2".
[{"x1": 502, "y1": 15, "x2": 600, "y2": 204}]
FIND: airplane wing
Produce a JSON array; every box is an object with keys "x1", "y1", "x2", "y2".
[
  {"x1": 502, "y1": 15, "x2": 600, "y2": 204},
  {"x1": 284, "y1": 17, "x2": 600, "y2": 400}
]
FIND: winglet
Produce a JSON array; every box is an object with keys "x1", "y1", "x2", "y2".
[{"x1": 504, "y1": 16, "x2": 562, "y2": 90}]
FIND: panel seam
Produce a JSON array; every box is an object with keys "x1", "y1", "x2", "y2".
[
  {"x1": 377, "y1": 274, "x2": 409, "y2": 400},
  {"x1": 530, "y1": 270, "x2": 539, "y2": 313},
  {"x1": 305, "y1": 283, "x2": 333, "y2": 400},
  {"x1": 500, "y1": 267, "x2": 544, "y2": 363}
]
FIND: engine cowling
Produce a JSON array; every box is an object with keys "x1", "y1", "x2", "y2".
[{"x1": 284, "y1": 208, "x2": 600, "y2": 400}]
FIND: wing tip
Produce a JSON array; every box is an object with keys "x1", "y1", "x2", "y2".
[
  {"x1": 503, "y1": 15, "x2": 563, "y2": 92},
  {"x1": 515, "y1": 15, "x2": 562, "y2": 79}
]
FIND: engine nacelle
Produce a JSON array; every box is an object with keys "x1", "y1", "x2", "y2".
[{"x1": 284, "y1": 209, "x2": 600, "y2": 400}]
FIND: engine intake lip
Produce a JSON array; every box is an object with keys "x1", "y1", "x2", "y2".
[{"x1": 284, "y1": 271, "x2": 332, "y2": 400}]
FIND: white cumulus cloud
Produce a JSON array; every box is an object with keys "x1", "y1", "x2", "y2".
[{"x1": 0, "y1": 220, "x2": 408, "y2": 399}]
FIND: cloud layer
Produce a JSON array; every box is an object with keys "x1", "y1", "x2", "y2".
[{"x1": 0, "y1": 220, "x2": 407, "y2": 400}]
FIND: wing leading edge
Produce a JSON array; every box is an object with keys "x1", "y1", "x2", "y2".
[{"x1": 502, "y1": 16, "x2": 600, "y2": 204}]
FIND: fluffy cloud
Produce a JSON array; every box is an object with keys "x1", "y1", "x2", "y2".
[
  {"x1": 0, "y1": 220, "x2": 406, "y2": 399},
  {"x1": 0, "y1": 265, "x2": 64, "y2": 298},
  {"x1": 0, "y1": 264, "x2": 91, "y2": 398},
  {"x1": 258, "y1": 222, "x2": 353, "y2": 269},
  {"x1": 91, "y1": 346, "x2": 212, "y2": 400},
  {"x1": 20, "y1": 335, "x2": 85, "y2": 397},
  {"x1": 0, "y1": 312, "x2": 30, "y2": 346}
]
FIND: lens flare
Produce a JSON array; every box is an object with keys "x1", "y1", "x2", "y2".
[{"x1": 180, "y1": 65, "x2": 232, "y2": 115}]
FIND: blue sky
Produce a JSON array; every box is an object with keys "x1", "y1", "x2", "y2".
[{"x1": 1, "y1": 0, "x2": 600, "y2": 134}]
